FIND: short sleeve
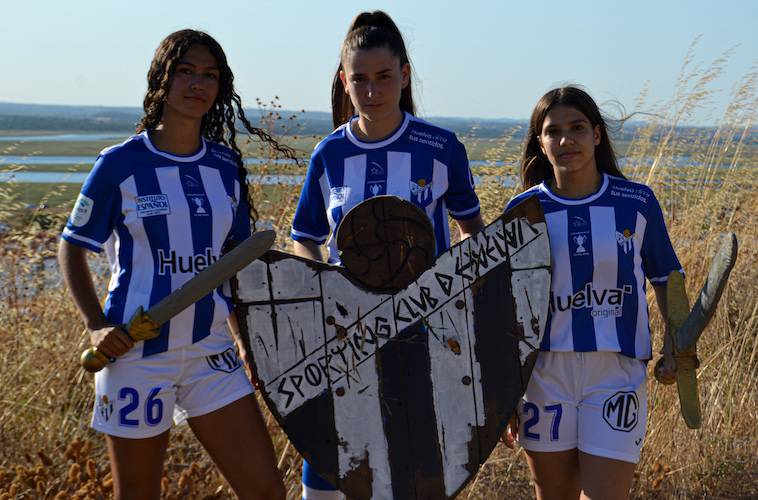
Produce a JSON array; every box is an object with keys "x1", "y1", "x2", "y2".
[
  {"x1": 444, "y1": 139, "x2": 481, "y2": 220},
  {"x1": 641, "y1": 191, "x2": 683, "y2": 283},
  {"x1": 61, "y1": 155, "x2": 121, "y2": 253},
  {"x1": 291, "y1": 151, "x2": 330, "y2": 244},
  {"x1": 228, "y1": 179, "x2": 252, "y2": 242}
]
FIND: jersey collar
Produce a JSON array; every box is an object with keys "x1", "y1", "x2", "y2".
[
  {"x1": 140, "y1": 131, "x2": 207, "y2": 162},
  {"x1": 345, "y1": 112, "x2": 411, "y2": 150},
  {"x1": 539, "y1": 173, "x2": 609, "y2": 205}
]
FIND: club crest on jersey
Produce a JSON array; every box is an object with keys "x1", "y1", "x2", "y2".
[
  {"x1": 191, "y1": 196, "x2": 208, "y2": 216},
  {"x1": 97, "y1": 395, "x2": 113, "y2": 422},
  {"x1": 616, "y1": 229, "x2": 634, "y2": 253},
  {"x1": 410, "y1": 178, "x2": 433, "y2": 204},
  {"x1": 136, "y1": 194, "x2": 171, "y2": 218},
  {"x1": 69, "y1": 193, "x2": 94, "y2": 227}
]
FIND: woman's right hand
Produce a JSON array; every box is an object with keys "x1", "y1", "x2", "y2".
[
  {"x1": 89, "y1": 326, "x2": 134, "y2": 358},
  {"x1": 501, "y1": 413, "x2": 519, "y2": 449}
]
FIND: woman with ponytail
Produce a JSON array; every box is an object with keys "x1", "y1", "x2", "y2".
[
  {"x1": 59, "y1": 30, "x2": 294, "y2": 499},
  {"x1": 291, "y1": 11, "x2": 484, "y2": 499}
]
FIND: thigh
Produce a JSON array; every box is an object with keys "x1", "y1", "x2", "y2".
[
  {"x1": 189, "y1": 394, "x2": 284, "y2": 500},
  {"x1": 106, "y1": 431, "x2": 170, "y2": 500},
  {"x1": 578, "y1": 451, "x2": 636, "y2": 500},
  {"x1": 524, "y1": 449, "x2": 580, "y2": 500}
]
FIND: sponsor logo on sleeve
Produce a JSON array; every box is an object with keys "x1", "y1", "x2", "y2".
[
  {"x1": 136, "y1": 194, "x2": 171, "y2": 218},
  {"x1": 70, "y1": 193, "x2": 94, "y2": 227}
]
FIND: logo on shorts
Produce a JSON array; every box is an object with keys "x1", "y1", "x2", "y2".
[
  {"x1": 136, "y1": 194, "x2": 171, "y2": 218},
  {"x1": 97, "y1": 395, "x2": 113, "y2": 422},
  {"x1": 206, "y1": 347, "x2": 241, "y2": 373},
  {"x1": 603, "y1": 391, "x2": 639, "y2": 432}
]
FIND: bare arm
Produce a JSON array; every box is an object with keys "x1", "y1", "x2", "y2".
[
  {"x1": 455, "y1": 214, "x2": 485, "y2": 240},
  {"x1": 58, "y1": 239, "x2": 133, "y2": 357},
  {"x1": 293, "y1": 239, "x2": 324, "y2": 262}
]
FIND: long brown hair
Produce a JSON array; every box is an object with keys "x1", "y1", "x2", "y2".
[
  {"x1": 520, "y1": 85, "x2": 625, "y2": 189},
  {"x1": 331, "y1": 11, "x2": 415, "y2": 128},
  {"x1": 136, "y1": 29, "x2": 297, "y2": 231}
]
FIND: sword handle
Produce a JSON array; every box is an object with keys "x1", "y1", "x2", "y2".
[
  {"x1": 79, "y1": 307, "x2": 159, "y2": 373},
  {"x1": 80, "y1": 346, "x2": 115, "y2": 373}
]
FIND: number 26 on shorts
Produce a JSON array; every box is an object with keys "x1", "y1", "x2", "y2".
[
  {"x1": 522, "y1": 402, "x2": 563, "y2": 441},
  {"x1": 118, "y1": 387, "x2": 164, "y2": 427}
]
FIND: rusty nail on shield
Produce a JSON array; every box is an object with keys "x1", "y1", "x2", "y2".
[
  {"x1": 455, "y1": 300, "x2": 465, "y2": 310},
  {"x1": 335, "y1": 387, "x2": 345, "y2": 397},
  {"x1": 326, "y1": 316, "x2": 335, "y2": 325},
  {"x1": 462, "y1": 376, "x2": 472, "y2": 385},
  {"x1": 447, "y1": 338, "x2": 462, "y2": 354}
]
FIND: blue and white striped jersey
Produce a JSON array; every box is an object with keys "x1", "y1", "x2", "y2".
[
  {"x1": 292, "y1": 112, "x2": 481, "y2": 263},
  {"x1": 62, "y1": 132, "x2": 250, "y2": 357},
  {"x1": 507, "y1": 174, "x2": 682, "y2": 359}
]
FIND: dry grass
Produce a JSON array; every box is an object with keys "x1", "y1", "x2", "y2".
[{"x1": 1, "y1": 55, "x2": 756, "y2": 498}]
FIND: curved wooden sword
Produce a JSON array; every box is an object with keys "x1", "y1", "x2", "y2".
[{"x1": 661, "y1": 232, "x2": 738, "y2": 429}]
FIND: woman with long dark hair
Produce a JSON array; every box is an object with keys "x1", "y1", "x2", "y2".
[
  {"x1": 504, "y1": 86, "x2": 681, "y2": 499},
  {"x1": 291, "y1": 11, "x2": 485, "y2": 499},
  {"x1": 58, "y1": 30, "x2": 294, "y2": 499}
]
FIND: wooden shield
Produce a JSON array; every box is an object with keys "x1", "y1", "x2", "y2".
[{"x1": 233, "y1": 195, "x2": 550, "y2": 499}]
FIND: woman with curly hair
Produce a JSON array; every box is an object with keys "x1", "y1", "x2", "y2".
[{"x1": 58, "y1": 30, "x2": 293, "y2": 499}]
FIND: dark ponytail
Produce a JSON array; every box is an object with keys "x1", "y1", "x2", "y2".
[{"x1": 331, "y1": 11, "x2": 415, "y2": 128}]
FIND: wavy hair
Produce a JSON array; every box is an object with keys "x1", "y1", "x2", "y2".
[
  {"x1": 331, "y1": 11, "x2": 415, "y2": 128},
  {"x1": 520, "y1": 85, "x2": 626, "y2": 189},
  {"x1": 136, "y1": 29, "x2": 297, "y2": 230}
]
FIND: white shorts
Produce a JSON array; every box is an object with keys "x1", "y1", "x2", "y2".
[
  {"x1": 91, "y1": 336, "x2": 253, "y2": 439},
  {"x1": 516, "y1": 351, "x2": 647, "y2": 464}
]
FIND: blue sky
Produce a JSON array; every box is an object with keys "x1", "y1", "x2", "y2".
[{"x1": 3, "y1": 0, "x2": 756, "y2": 125}]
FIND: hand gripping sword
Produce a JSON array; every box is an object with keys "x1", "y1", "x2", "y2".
[
  {"x1": 656, "y1": 232, "x2": 738, "y2": 429},
  {"x1": 80, "y1": 230, "x2": 275, "y2": 373}
]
